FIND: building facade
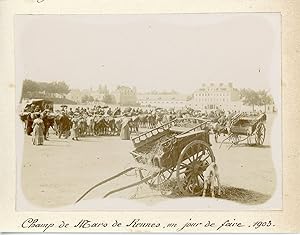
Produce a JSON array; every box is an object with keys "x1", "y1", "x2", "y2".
[
  {"x1": 137, "y1": 94, "x2": 189, "y2": 109},
  {"x1": 189, "y1": 82, "x2": 242, "y2": 111},
  {"x1": 113, "y1": 86, "x2": 137, "y2": 106}
]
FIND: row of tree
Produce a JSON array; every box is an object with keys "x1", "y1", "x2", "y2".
[
  {"x1": 81, "y1": 94, "x2": 116, "y2": 104},
  {"x1": 240, "y1": 89, "x2": 274, "y2": 111},
  {"x1": 21, "y1": 79, "x2": 70, "y2": 99}
]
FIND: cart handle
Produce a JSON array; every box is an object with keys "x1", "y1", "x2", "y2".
[{"x1": 75, "y1": 167, "x2": 136, "y2": 203}]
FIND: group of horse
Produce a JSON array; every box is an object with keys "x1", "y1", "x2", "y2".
[
  {"x1": 20, "y1": 111, "x2": 180, "y2": 139},
  {"x1": 53, "y1": 112, "x2": 180, "y2": 138},
  {"x1": 20, "y1": 107, "x2": 246, "y2": 142}
]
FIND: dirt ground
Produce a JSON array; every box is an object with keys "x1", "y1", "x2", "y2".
[{"x1": 20, "y1": 114, "x2": 277, "y2": 209}]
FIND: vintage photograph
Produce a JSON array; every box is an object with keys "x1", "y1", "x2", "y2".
[{"x1": 15, "y1": 13, "x2": 281, "y2": 210}]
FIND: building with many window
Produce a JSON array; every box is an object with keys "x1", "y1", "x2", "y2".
[
  {"x1": 137, "y1": 93, "x2": 189, "y2": 109},
  {"x1": 189, "y1": 82, "x2": 242, "y2": 110}
]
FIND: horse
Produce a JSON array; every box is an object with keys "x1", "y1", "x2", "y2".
[
  {"x1": 138, "y1": 114, "x2": 148, "y2": 128},
  {"x1": 105, "y1": 116, "x2": 117, "y2": 135},
  {"x1": 77, "y1": 118, "x2": 88, "y2": 137},
  {"x1": 129, "y1": 116, "x2": 140, "y2": 134},
  {"x1": 94, "y1": 116, "x2": 109, "y2": 135},
  {"x1": 114, "y1": 117, "x2": 123, "y2": 135},
  {"x1": 55, "y1": 114, "x2": 72, "y2": 139},
  {"x1": 42, "y1": 115, "x2": 56, "y2": 139},
  {"x1": 147, "y1": 114, "x2": 156, "y2": 128}
]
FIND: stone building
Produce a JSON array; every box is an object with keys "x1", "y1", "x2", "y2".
[
  {"x1": 137, "y1": 93, "x2": 189, "y2": 109},
  {"x1": 189, "y1": 82, "x2": 242, "y2": 110}
]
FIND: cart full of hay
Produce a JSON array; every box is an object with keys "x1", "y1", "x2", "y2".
[
  {"x1": 220, "y1": 113, "x2": 267, "y2": 148},
  {"x1": 76, "y1": 118, "x2": 216, "y2": 202}
]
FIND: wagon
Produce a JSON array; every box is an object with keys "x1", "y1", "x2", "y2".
[
  {"x1": 75, "y1": 118, "x2": 216, "y2": 202},
  {"x1": 212, "y1": 113, "x2": 241, "y2": 143},
  {"x1": 220, "y1": 113, "x2": 267, "y2": 148},
  {"x1": 24, "y1": 99, "x2": 54, "y2": 112}
]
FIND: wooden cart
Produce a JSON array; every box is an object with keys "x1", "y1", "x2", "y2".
[
  {"x1": 220, "y1": 113, "x2": 267, "y2": 148},
  {"x1": 76, "y1": 118, "x2": 216, "y2": 202}
]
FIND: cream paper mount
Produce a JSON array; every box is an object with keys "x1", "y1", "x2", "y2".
[{"x1": 0, "y1": 0, "x2": 299, "y2": 233}]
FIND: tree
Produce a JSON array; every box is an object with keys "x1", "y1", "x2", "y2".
[
  {"x1": 81, "y1": 95, "x2": 94, "y2": 104},
  {"x1": 103, "y1": 94, "x2": 115, "y2": 104},
  {"x1": 240, "y1": 88, "x2": 274, "y2": 112},
  {"x1": 22, "y1": 79, "x2": 39, "y2": 93},
  {"x1": 53, "y1": 81, "x2": 70, "y2": 95},
  {"x1": 21, "y1": 79, "x2": 71, "y2": 101},
  {"x1": 240, "y1": 88, "x2": 260, "y2": 112},
  {"x1": 81, "y1": 95, "x2": 90, "y2": 104},
  {"x1": 88, "y1": 96, "x2": 94, "y2": 103},
  {"x1": 257, "y1": 90, "x2": 273, "y2": 112}
]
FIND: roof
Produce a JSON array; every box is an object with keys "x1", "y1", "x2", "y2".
[
  {"x1": 137, "y1": 94, "x2": 188, "y2": 101},
  {"x1": 28, "y1": 99, "x2": 54, "y2": 104}
]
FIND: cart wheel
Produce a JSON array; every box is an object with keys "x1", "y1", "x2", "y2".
[
  {"x1": 139, "y1": 167, "x2": 174, "y2": 188},
  {"x1": 176, "y1": 140, "x2": 215, "y2": 196},
  {"x1": 255, "y1": 123, "x2": 266, "y2": 145}
]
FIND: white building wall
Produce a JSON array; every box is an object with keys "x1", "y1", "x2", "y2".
[{"x1": 191, "y1": 83, "x2": 241, "y2": 111}]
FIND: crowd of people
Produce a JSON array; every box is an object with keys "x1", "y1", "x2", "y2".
[{"x1": 21, "y1": 103, "x2": 265, "y2": 146}]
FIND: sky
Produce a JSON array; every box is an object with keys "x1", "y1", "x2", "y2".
[{"x1": 15, "y1": 13, "x2": 281, "y2": 94}]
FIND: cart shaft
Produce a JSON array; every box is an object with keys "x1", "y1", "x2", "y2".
[{"x1": 75, "y1": 167, "x2": 136, "y2": 203}]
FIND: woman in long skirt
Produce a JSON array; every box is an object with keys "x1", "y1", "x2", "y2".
[
  {"x1": 32, "y1": 113, "x2": 45, "y2": 145},
  {"x1": 71, "y1": 118, "x2": 79, "y2": 141},
  {"x1": 120, "y1": 117, "x2": 131, "y2": 140}
]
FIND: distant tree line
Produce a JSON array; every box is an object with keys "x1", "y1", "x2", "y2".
[
  {"x1": 21, "y1": 79, "x2": 70, "y2": 100},
  {"x1": 240, "y1": 88, "x2": 274, "y2": 111},
  {"x1": 81, "y1": 92, "x2": 116, "y2": 104},
  {"x1": 81, "y1": 95, "x2": 95, "y2": 104}
]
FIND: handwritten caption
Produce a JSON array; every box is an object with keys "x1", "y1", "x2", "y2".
[{"x1": 20, "y1": 217, "x2": 276, "y2": 232}]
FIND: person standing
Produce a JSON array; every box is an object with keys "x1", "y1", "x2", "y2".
[
  {"x1": 32, "y1": 113, "x2": 45, "y2": 145},
  {"x1": 120, "y1": 117, "x2": 131, "y2": 140},
  {"x1": 42, "y1": 110, "x2": 51, "y2": 140},
  {"x1": 71, "y1": 117, "x2": 79, "y2": 141},
  {"x1": 26, "y1": 113, "x2": 33, "y2": 136}
]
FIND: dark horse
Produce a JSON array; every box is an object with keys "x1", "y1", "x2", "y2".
[
  {"x1": 42, "y1": 115, "x2": 56, "y2": 139},
  {"x1": 55, "y1": 114, "x2": 72, "y2": 138},
  {"x1": 94, "y1": 116, "x2": 109, "y2": 135}
]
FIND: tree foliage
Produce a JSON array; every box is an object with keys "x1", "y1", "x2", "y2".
[
  {"x1": 22, "y1": 79, "x2": 70, "y2": 99},
  {"x1": 81, "y1": 95, "x2": 94, "y2": 104},
  {"x1": 256, "y1": 90, "x2": 273, "y2": 106},
  {"x1": 102, "y1": 93, "x2": 116, "y2": 104},
  {"x1": 240, "y1": 88, "x2": 273, "y2": 111}
]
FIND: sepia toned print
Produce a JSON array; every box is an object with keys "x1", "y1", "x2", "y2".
[{"x1": 15, "y1": 13, "x2": 281, "y2": 210}]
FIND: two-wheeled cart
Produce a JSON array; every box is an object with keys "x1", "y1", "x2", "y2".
[
  {"x1": 220, "y1": 113, "x2": 267, "y2": 149},
  {"x1": 76, "y1": 118, "x2": 216, "y2": 203}
]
